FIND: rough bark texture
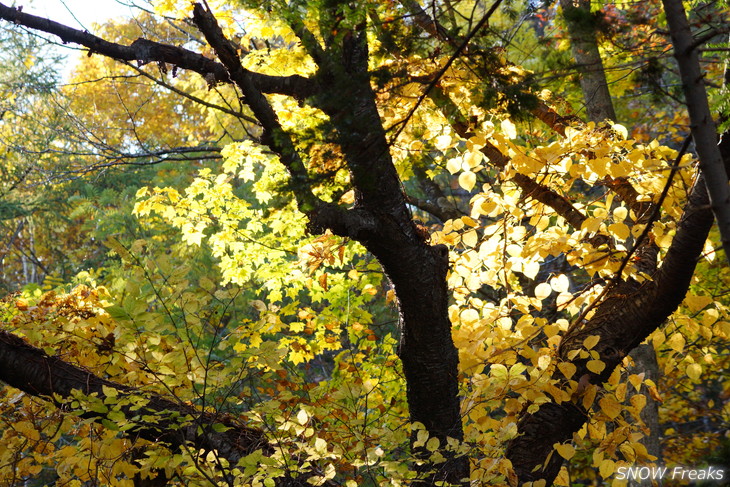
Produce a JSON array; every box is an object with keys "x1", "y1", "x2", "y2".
[
  {"x1": 191, "y1": 3, "x2": 469, "y2": 485},
  {"x1": 663, "y1": 0, "x2": 730, "y2": 265},
  {"x1": 559, "y1": 0, "x2": 617, "y2": 123}
]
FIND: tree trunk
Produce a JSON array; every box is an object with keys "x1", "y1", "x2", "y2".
[
  {"x1": 627, "y1": 344, "x2": 664, "y2": 487},
  {"x1": 311, "y1": 59, "x2": 469, "y2": 485},
  {"x1": 559, "y1": 0, "x2": 617, "y2": 123},
  {"x1": 662, "y1": 0, "x2": 730, "y2": 265}
]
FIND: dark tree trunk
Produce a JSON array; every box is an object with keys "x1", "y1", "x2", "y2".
[
  {"x1": 662, "y1": 0, "x2": 730, "y2": 264},
  {"x1": 311, "y1": 55, "x2": 468, "y2": 486}
]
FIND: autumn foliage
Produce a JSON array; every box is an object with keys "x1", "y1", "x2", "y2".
[{"x1": 0, "y1": 1, "x2": 728, "y2": 486}]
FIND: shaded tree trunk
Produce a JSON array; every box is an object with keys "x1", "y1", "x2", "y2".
[
  {"x1": 663, "y1": 0, "x2": 730, "y2": 265},
  {"x1": 196, "y1": 4, "x2": 471, "y2": 485}
]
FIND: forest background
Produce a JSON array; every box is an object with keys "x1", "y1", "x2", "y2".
[{"x1": 0, "y1": 0, "x2": 728, "y2": 486}]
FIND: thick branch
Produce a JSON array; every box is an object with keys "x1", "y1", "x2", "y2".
[
  {"x1": 507, "y1": 170, "x2": 715, "y2": 484},
  {"x1": 0, "y1": 329, "x2": 269, "y2": 464},
  {"x1": 307, "y1": 204, "x2": 378, "y2": 240}
]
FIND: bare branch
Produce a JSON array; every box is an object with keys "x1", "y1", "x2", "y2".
[
  {"x1": 0, "y1": 3, "x2": 317, "y2": 99},
  {"x1": 191, "y1": 2, "x2": 321, "y2": 214}
]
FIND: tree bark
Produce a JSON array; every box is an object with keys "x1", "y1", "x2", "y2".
[
  {"x1": 307, "y1": 37, "x2": 469, "y2": 487},
  {"x1": 191, "y1": 3, "x2": 469, "y2": 484},
  {"x1": 662, "y1": 0, "x2": 730, "y2": 265}
]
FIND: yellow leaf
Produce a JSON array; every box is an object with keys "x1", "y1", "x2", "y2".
[
  {"x1": 446, "y1": 157, "x2": 462, "y2": 174},
  {"x1": 628, "y1": 373, "x2": 645, "y2": 391},
  {"x1": 581, "y1": 217, "x2": 602, "y2": 234},
  {"x1": 599, "y1": 396, "x2": 621, "y2": 419},
  {"x1": 314, "y1": 437, "x2": 328, "y2": 455},
  {"x1": 464, "y1": 150, "x2": 483, "y2": 168},
  {"x1": 608, "y1": 222, "x2": 630, "y2": 240},
  {"x1": 550, "y1": 274, "x2": 570, "y2": 293},
  {"x1": 587, "y1": 359, "x2": 605, "y2": 374},
  {"x1": 613, "y1": 206, "x2": 628, "y2": 222},
  {"x1": 630, "y1": 393, "x2": 646, "y2": 413},
  {"x1": 686, "y1": 363, "x2": 702, "y2": 381},
  {"x1": 462, "y1": 230, "x2": 478, "y2": 248},
  {"x1": 460, "y1": 308, "x2": 479, "y2": 326},
  {"x1": 558, "y1": 362, "x2": 576, "y2": 379},
  {"x1": 435, "y1": 134, "x2": 453, "y2": 150},
  {"x1": 684, "y1": 294, "x2": 713, "y2": 313},
  {"x1": 523, "y1": 261, "x2": 540, "y2": 279},
  {"x1": 414, "y1": 428, "x2": 429, "y2": 448},
  {"x1": 554, "y1": 442, "x2": 575, "y2": 460},
  {"x1": 491, "y1": 363, "x2": 508, "y2": 379},
  {"x1": 296, "y1": 409, "x2": 309, "y2": 425},
  {"x1": 535, "y1": 282, "x2": 552, "y2": 300},
  {"x1": 583, "y1": 335, "x2": 600, "y2": 350},
  {"x1": 340, "y1": 190, "x2": 355, "y2": 204},
  {"x1": 599, "y1": 459, "x2": 615, "y2": 478},
  {"x1": 458, "y1": 171, "x2": 477, "y2": 191},
  {"x1": 619, "y1": 443, "x2": 636, "y2": 462},
  {"x1": 647, "y1": 384, "x2": 663, "y2": 402},
  {"x1": 667, "y1": 332, "x2": 685, "y2": 352},
  {"x1": 15, "y1": 421, "x2": 40, "y2": 441},
  {"x1": 501, "y1": 118, "x2": 517, "y2": 139}
]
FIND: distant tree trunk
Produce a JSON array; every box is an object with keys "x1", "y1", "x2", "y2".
[
  {"x1": 559, "y1": 0, "x2": 616, "y2": 122},
  {"x1": 627, "y1": 343, "x2": 664, "y2": 487}
]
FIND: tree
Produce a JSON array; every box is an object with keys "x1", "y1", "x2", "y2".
[{"x1": 0, "y1": 1, "x2": 728, "y2": 486}]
